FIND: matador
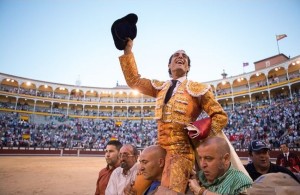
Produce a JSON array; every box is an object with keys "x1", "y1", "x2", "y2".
[{"x1": 119, "y1": 38, "x2": 228, "y2": 193}]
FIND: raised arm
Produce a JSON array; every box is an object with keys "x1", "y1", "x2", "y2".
[{"x1": 119, "y1": 38, "x2": 158, "y2": 97}]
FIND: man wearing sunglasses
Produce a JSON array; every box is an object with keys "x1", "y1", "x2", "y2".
[{"x1": 106, "y1": 144, "x2": 139, "y2": 195}]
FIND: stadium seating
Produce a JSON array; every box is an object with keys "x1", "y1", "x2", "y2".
[{"x1": 0, "y1": 54, "x2": 299, "y2": 150}]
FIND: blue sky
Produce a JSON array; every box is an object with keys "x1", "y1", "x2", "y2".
[{"x1": 0, "y1": 0, "x2": 299, "y2": 88}]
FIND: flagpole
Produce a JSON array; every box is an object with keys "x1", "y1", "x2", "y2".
[{"x1": 276, "y1": 35, "x2": 280, "y2": 54}]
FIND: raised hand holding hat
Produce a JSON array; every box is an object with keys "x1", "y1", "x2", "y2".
[{"x1": 111, "y1": 13, "x2": 138, "y2": 50}]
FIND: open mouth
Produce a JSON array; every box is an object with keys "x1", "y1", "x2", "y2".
[{"x1": 175, "y1": 59, "x2": 184, "y2": 64}]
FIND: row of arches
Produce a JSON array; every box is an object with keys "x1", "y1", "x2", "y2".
[
  {"x1": 1, "y1": 79, "x2": 299, "y2": 118},
  {"x1": 1, "y1": 56, "x2": 299, "y2": 102},
  {"x1": 0, "y1": 56, "x2": 299, "y2": 117},
  {"x1": 0, "y1": 94, "x2": 154, "y2": 118}
]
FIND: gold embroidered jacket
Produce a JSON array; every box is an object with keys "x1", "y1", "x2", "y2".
[{"x1": 119, "y1": 53, "x2": 228, "y2": 147}]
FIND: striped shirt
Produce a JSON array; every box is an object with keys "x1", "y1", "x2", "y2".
[{"x1": 198, "y1": 164, "x2": 252, "y2": 195}]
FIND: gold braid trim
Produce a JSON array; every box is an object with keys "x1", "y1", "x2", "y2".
[
  {"x1": 119, "y1": 53, "x2": 139, "y2": 87},
  {"x1": 186, "y1": 80, "x2": 211, "y2": 97},
  {"x1": 201, "y1": 90, "x2": 228, "y2": 135},
  {"x1": 151, "y1": 79, "x2": 167, "y2": 90},
  {"x1": 119, "y1": 53, "x2": 157, "y2": 97}
]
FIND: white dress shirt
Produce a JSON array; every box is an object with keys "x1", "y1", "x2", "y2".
[{"x1": 105, "y1": 163, "x2": 139, "y2": 195}]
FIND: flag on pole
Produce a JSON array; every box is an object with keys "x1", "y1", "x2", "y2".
[
  {"x1": 276, "y1": 34, "x2": 287, "y2": 41},
  {"x1": 243, "y1": 62, "x2": 249, "y2": 67}
]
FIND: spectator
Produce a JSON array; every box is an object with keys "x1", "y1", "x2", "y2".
[
  {"x1": 95, "y1": 140, "x2": 122, "y2": 195},
  {"x1": 276, "y1": 142, "x2": 300, "y2": 179},
  {"x1": 244, "y1": 140, "x2": 300, "y2": 183},
  {"x1": 188, "y1": 137, "x2": 252, "y2": 195},
  {"x1": 0, "y1": 90, "x2": 299, "y2": 151},
  {"x1": 105, "y1": 144, "x2": 139, "y2": 195}
]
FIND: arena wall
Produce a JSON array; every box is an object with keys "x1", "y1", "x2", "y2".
[{"x1": 1, "y1": 147, "x2": 299, "y2": 159}]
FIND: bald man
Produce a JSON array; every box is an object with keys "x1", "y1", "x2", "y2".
[
  {"x1": 139, "y1": 145, "x2": 166, "y2": 193},
  {"x1": 189, "y1": 137, "x2": 252, "y2": 195},
  {"x1": 124, "y1": 145, "x2": 167, "y2": 195}
]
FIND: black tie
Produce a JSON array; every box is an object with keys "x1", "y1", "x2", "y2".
[{"x1": 165, "y1": 80, "x2": 178, "y2": 103}]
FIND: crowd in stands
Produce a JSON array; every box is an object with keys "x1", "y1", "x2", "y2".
[
  {"x1": 0, "y1": 92, "x2": 299, "y2": 150},
  {"x1": 0, "y1": 113, "x2": 158, "y2": 149},
  {"x1": 225, "y1": 92, "x2": 300, "y2": 149}
]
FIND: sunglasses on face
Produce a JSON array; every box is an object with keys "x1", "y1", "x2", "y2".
[{"x1": 119, "y1": 153, "x2": 135, "y2": 159}]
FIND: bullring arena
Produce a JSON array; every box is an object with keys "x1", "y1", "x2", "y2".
[
  {"x1": 0, "y1": 156, "x2": 105, "y2": 195},
  {"x1": 0, "y1": 151, "x2": 288, "y2": 195},
  {"x1": 0, "y1": 150, "x2": 274, "y2": 195},
  {"x1": 0, "y1": 53, "x2": 300, "y2": 194}
]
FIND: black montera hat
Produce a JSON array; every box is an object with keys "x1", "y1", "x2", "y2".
[{"x1": 111, "y1": 13, "x2": 138, "y2": 50}]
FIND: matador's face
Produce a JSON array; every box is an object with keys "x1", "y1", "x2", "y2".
[{"x1": 168, "y1": 50, "x2": 190, "y2": 79}]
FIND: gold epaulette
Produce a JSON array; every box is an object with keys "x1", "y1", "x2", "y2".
[
  {"x1": 151, "y1": 79, "x2": 167, "y2": 90},
  {"x1": 186, "y1": 80, "x2": 211, "y2": 97}
]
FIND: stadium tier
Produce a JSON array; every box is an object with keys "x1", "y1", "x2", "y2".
[{"x1": 0, "y1": 53, "x2": 299, "y2": 152}]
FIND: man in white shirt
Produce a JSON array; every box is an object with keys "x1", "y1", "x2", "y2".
[{"x1": 105, "y1": 144, "x2": 139, "y2": 195}]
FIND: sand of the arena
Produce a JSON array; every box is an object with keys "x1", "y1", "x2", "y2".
[
  {"x1": 0, "y1": 156, "x2": 106, "y2": 195},
  {"x1": 0, "y1": 156, "x2": 250, "y2": 195}
]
